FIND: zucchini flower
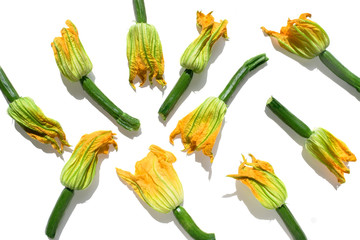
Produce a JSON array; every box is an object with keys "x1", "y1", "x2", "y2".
[
  {"x1": 127, "y1": 23, "x2": 165, "y2": 89},
  {"x1": 227, "y1": 154, "x2": 287, "y2": 209},
  {"x1": 127, "y1": 0, "x2": 165, "y2": 89},
  {"x1": 261, "y1": 13, "x2": 329, "y2": 59},
  {"x1": 267, "y1": 97, "x2": 356, "y2": 184},
  {"x1": 8, "y1": 97, "x2": 69, "y2": 153},
  {"x1": 158, "y1": 11, "x2": 228, "y2": 120},
  {"x1": 306, "y1": 128, "x2": 356, "y2": 184},
  {"x1": 0, "y1": 66, "x2": 69, "y2": 153},
  {"x1": 170, "y1": 54, "x2": 268, "y2": 162},
  {"x1": 170, "y1": 97, "x2": 227, "y2": 162},
  {"x1": 61, "y1": 130, "x2": 118, "y2": 190},
  {"x1": 181, "y1": 11, "x2": 228, "y2": 73},
  {"x1": 116, "y1": 145, "x2": 215, "y2": 239},
  {"x1": 116, "y1": 145, "x2": 183, "y2": 213},
  {"x1": 46, "y1": 130, "x2": 117, "y2": 239},
  {"x1": 228, "y1": 154, "x2": 307, "y2": 240},
  {"x1": 52, "y1": 20, "x2": 140, "y2": 131},
  {"x1": 262, "y1": 13, "x2": 360, "y2": 92},
  {"x1": 51, "y1": 20, "x2": 93, "y2": 82}
]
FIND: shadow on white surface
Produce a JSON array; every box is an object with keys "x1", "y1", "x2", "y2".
[
  {"x1": 268, "y1": 36, "x2": 360, "y2": 101},
  {"x1": 14, "y1": 122, "x2": 70, "y2": 159},
  {"x1": 158, "y1": 37, "x2": 226, "y2": 125},
  {"x1": 265, "y1": 107, "x2": 305, "y2": 146},
  {"x1": 301, "y1": 147, "x2": 340, "y2": 189},
  {"x1": 49, "y1": 151, "x2": 112, "y2": 240}
]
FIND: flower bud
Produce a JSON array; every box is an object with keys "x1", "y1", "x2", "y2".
[
  {"x1": 262, "y1": 13, "x2": 329, "y2": 59},
  {"x1": 180, "y1": 11, "x2": 228, "y2": 73},
  {"x1": 305, "y1": 128, "x2": 356, "y2": 183},
  {"x1": 228, "y1": 154, "x2": 287, "y2": 209},
  {"x1": 116, "y1": 145, "x2": 184, "y2": 213},
  {"x1": 127, "y1": 23, "x2": 165, "y2": 89},
  {"x1": 7, "y1": 97, "x2": 69, "y2": 153},
  {"x1": 51, "y1": 20, "x2": 93, "y2": 82},
  {"x1": 61, "y1": 131, "x2": 117, "y2": 190},
  {"x1": 170, "y1": 96, "x2": 227, "y2": 162}
]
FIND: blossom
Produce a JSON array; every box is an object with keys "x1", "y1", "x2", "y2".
[
  {"x1": 180, "y1": 11, "x2": 228, "y2": 73},
  {"x1": 127, "y1": 23, "x2": 165, "y2": 89},
  {"x1": 51, "y1": 20, "x2": 93, "y2": 82},
  {"x1": 262, "y1": 13, "x2": 329, "y2": 59},
  {"x1": 7, "y1": 97, "x2": 69, "y2": 153},
  {"x1": 228, "y1": 154, "x2": 287, "y2": 209},
  {"x1": 61, "y1": 131, "x2": 117, "y2": 190},
  {"x1": 116, "y1": 145, "x2": 184, "y2": 213},
  {"x1": 305, "y1": 128, "x2": 356, "y2": 183},
  {"x1": 170, "y1": 97, "x2": 227, "y2": 162}
]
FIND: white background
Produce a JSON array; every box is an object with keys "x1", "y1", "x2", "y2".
[{"x1": 1, "y1": 0, "x2": 359, "y2": 239}]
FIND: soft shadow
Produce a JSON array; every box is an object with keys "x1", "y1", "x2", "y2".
[
  {"x1": 14, "y1": 123, "x2": 66, "y2": 159},
  {"x1": 269, "y1": 37, "x2": 360, "y2": 101},
  {"x1": 159, "y1": 38, "x2": 226, "y2": 124},
  {"x1": 60, "y1": 74, "x2": 85, "y2": 100},
  {"x1": 268, "y1": 37, "x2": 317, "y2": 71},
  {"x1": 224, "y1": 180, "x2": 277, "y2": 220},
  {"x1": 131, "y1": 75, "x2": 167, "y2": 93},
  {"x1": 315, "y1": 54, "x2": 360, "y2": 101},
  {"x1": 265, "y1": 107, "x2": 305, "y2": 146},
  {"x1": 51, "y1": 150, "x2": 113, "y2": 240},
  {"x1": 301, "y1": 148, "x2": 340, "y2": 189}
]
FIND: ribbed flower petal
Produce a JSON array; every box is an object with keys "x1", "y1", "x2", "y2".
[
  {"x1": 170, "y1": 97, "x2": 227, "y2": 162},
  {"x1": 180, "y1": 11, "x2": 228, "y2": 73},
  {"x1": 51, "y1": 20, "x2": 93, "y2": 82},
  {"x1": 61, "y1": 131, "x2": 117, "y2": 190},
  {"x1": 305, "y1": 128, "x2": 356, "y2": 184},
  {"x1": 262, "y1": 13, "x2": 329, "y2": 59},
  {"x1": 228, "y1": 154, "x2": 287, "y2": 209},
  {"x1": 116, "y1": 145, "x2": 184, "y2": 213},
  {"x1": 127, "y1": 23, "x2": 165, "y2": 89},
  {"x1": 7, "y1": 97, "x2": 69, "y2": 153}
]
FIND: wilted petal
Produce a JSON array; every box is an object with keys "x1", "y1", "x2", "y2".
[{"x1": 7, "y1": 97, "x2": 69, "y2": 153}]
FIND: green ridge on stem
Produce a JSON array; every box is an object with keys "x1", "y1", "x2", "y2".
[
  {"x1": 173, "y1": 206, "x2": 215, "y2": 240},
  {"x1": 319, "y1": 50, "x2": 360, "y2": 92},
  {"x1": 158, "y1": 69, "x2": 193, "y2": 120},
  {"x1": 276, "y1": 204, "x2": 307, "y2": 240},
  {"x1": 45, "y1": 188, "x2": 74, "y2": 239},
  {"x1": 0, "y1": 66, "x2": 20, "y2": 103},
  {"x1": 266, "y1": 96, "x2": 312, "y2": 138},
  {"x1": 80, "y1": 76, "x2": 140, "y2": 131},
  {"x1": 133, "y1": 0, "x2": 147, "y2": 23},
  {"x1": 218, "y1": 53, "x2": 269, "y2": 104}
]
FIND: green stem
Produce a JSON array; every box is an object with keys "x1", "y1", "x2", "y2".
[
  {"x1": 133, "y1": 0, "x2": 147, "y2": 23},
  {"x1": 173, "y1": 206, "x2": 215, "y2": 240},
  {"x1": 158, "y1": 69, "x2": 193, "y2": 120},
  {"x1": 80, "y1": 76, "x2": 140, "y2": 131},
  {"x1": 266, "y1": 96, "x2": 312, "y2": 138},
  {"x1": 319, "y1": 50, "x2": 360, "y2": 92},
  {"x1": 218, "y1": 53, "x2": 269, "y2": 104},
  {"x1": 45, "y1": 188, "x2": 74, "y2": 239},
  {"x1": 0, "y1": 66, "x2": 20, "y2": 103},
  {"x1": 276, "y1": 204, "x2": 307, "y2": 240}
]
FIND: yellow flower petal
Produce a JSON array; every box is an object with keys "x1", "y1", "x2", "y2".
[
  {"x1": 51, "y1": 20, "x2": 93, "y2": 82},
  {"x1": 7, "y1": 97, "x2": 69, "y2": 153},
  {"x1": 262, "y1": 13, "x2": 329, "y2": 59},
  {"x1": 127, "y1": 23, "x2": 165, "y2": 89},
  {"x1": 116, "y1": 145, "x2": 183, "y2": 213},
  {"x1": 170, "y1": 97, "x2": 227, "y2": 162},
  {"x1": 61, "y1": 130, "x2": 117, "y2": 190},
  {"x1": 305, "y1": 128, "x2": 356, "y2": 184},
  {"x1": 228, "y1": 154, "x2": 287, "y2": 209},
  {"x1": 180, "y1": 11, "x2": 228, "y2": 73}
]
